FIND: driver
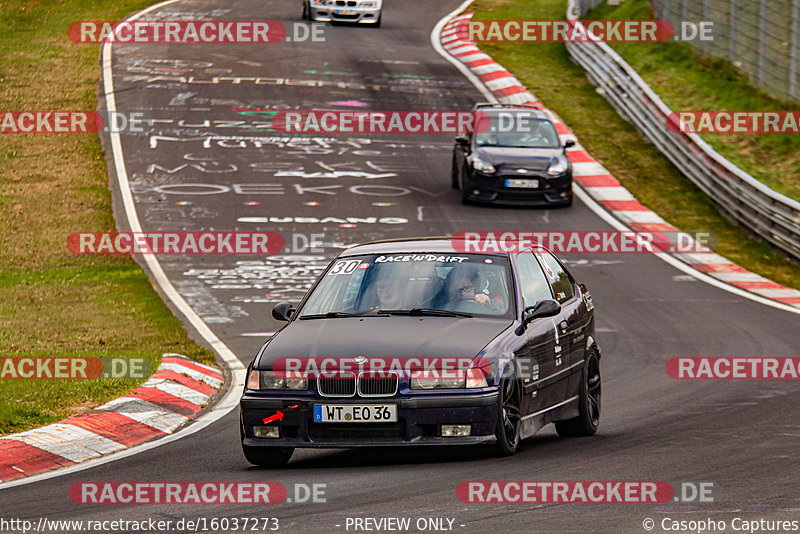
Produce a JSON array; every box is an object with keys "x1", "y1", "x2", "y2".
[
  {"x1": 523, "y1": 120, "x2": 557, "y2": 146},
  {"x1": 444, "y1": 265, "x2": 501, "y2": 311}
]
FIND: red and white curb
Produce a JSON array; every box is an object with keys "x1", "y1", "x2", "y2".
[
  {"x1": 0, "y1": 354, "x2": 223, "y2": 483},
  {"x1": 439, "y1": 12, "x2": 800, "y2": 312}
]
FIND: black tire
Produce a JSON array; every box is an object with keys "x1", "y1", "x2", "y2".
[
  {"x1": 301, "y1": 1, "x2": 309, "y2": 20},
  {"x1": 555, "y1": 351, "x2": 600, "y2": 437},
  {"x1": 242, "y1": 445, "x2": 294, "y2": 467},
  {"x1": 459, "y1": 169, "x2": 471, "y2": 204},
  {"x1": 491, "y1": 367, "x2": 522, "y2": 456},
  {"x1": 374, "y1": 13, "x2": 381, "y2": 27},
  {"x1": 451, "y1": 154, "x2": 459, "y2": 189}
]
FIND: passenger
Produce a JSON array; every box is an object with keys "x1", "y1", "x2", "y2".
[
  {"x1": 375, "y1": 277, "x2": 403, "y2": 309},
  {"x1": 366, "y1": 275, "x2": 405, "y2": 312}
]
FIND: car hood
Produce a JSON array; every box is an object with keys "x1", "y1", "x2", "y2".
[
  {"x1": 476, "y1": 146, "x2": 561, "y2": 171},
  {"x1": 257, "y1": 316, "x2": 512, "y2": 368}
]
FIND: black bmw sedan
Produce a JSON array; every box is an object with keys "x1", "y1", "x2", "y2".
[
  {"x1": 452, "y1": 104, "x2": 574, "y2": 206},
  {"x1": 240, "y1": 238, "x2": 601, "y2": 466}
]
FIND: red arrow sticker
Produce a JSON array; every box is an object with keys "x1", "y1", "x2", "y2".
[
  {"x1": 262, "y1": 411, "x2": 284, "y2": 424},
  {"x1": 262, "y1": 405, "x2": 299, "y2": 424}
]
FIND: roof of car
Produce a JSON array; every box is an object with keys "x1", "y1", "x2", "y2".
[
  {"x1": 473, "y1": 102, "x2": 549, "y2": 120},
  {"x1": 339, "y1": 237, "x2": 511, "y2": 257}
]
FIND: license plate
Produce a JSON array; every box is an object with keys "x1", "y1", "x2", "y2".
[
  {"x1": 335, "y1": 9, "x2": 357, "y2": 15},
  {"x1": 314, "y1": 404, "x2": 397, "y2": 423},
  {"x1": 505, "y1": 178, "x2": 539, "y2": 188}
]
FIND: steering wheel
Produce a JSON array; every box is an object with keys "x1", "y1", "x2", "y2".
[{"x1": 449, "y1": 298, "x2": 486, "y2": 314}]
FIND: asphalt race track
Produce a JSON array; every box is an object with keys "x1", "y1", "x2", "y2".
[{"x1": 3, "y1": 0, "x2": 800, "y2": 532}]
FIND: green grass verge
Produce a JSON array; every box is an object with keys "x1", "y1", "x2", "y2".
[
  {"x1": 0, "y1": 1, "x2": 215, "y2": 435},
  {"x1": 588, "y1": 0, "x2": 800, "y2": 202},
  {"x1": 471, "y1": 0, "x2": 800, "y2": 289}
]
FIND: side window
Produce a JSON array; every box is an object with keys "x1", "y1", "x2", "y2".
[
  {"x1": 515, "y1": 252, "x2": 553, "y2": 307},
  {"x1": 537, "y1": 252, "x2": 574, "y2": 303}
]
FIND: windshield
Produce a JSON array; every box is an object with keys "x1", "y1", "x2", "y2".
[
  {"x1": 474, "y1": 115, "x2": 561, "y2": 149},
  {"x1": 299, "y1": 253, "x2": 513, "y2": 318}
]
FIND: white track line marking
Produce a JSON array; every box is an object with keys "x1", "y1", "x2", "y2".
[
  {"x1": 431, "y1": 1, "x2": 497, "y2": 103},
  {"x1": 0, "y1": 0, "x2": 246, "y2": 490}
]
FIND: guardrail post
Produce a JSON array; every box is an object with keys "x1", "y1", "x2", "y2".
[
  {"x1": 758, "y1": 0, "x2": 768, "y2": 86},
  {"x1": 701, "y1": 0, "x2": 710, "y2": 53},
  {"x1": 729, "y1": 0, "x2": 738, "y2": 61},
  {"x1": 791, "y1": 0, "x2": 800, "y2": 99}
]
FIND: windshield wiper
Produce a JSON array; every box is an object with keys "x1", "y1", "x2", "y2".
[
  {"x1": 299, "y1": 311, "x2": 383, "y2": 320},
  {"x1": 378, "y1": 308, "x2": 473, "y2": 318},
  {"x1": 505, "y1": 145, "x2": 558, "y2": 149}
]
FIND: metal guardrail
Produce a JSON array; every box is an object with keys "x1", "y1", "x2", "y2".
[{"x1": 565, "y1": 0, "x2": 800, "y2": 262}]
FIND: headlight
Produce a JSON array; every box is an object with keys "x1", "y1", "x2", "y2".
[
  {"x1": 360, "y1": 0, "x2": 377, "y2": 5},
  {"x1": 247, "y1": 370, "x2": 308, "y2": 391},
  {"x1": 410, "y1": 369, "x2": 487, "y2": 389},
  {"x1": 471, "y1": 155, "x2": 496, "y2": 175},
  {"x1": 547, "y1": 157, "x2": 569, "y2": 176}
]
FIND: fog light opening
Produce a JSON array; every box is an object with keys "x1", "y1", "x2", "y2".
[
  {"x1": 253, "y1": 426, "x2": 280, "y2": 439},
  {"x1": 441, "y1": 424, "x2": 471, "y2": 437}
]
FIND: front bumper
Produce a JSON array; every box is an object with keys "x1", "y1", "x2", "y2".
[
  {"x1": 464, "y1": 172, "x2": 573, "y2": 206},
  {"x1": 309, "y1": 4, "x2": 381, "y2": 23},
  {"x1": 241, "y1": 391, "x2": 498, "y2": 448}
]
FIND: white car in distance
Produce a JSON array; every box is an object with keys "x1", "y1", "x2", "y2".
[{"x1": 302, "y1": 0, "x2": 382, "y2": 26}]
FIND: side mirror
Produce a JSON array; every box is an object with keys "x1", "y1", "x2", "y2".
[
  {"x1": 455, "y1": 134, "x2": 470, "y2": 147},
  {"x1": 514, "y1": 299, "x2": 561, "y2": 335},
  {"x1": 564, "y1": 139, "x2": 576, "y2": 148},
  {"x1": 272, "y1": 302, "x2": 295, "y2": 322}
]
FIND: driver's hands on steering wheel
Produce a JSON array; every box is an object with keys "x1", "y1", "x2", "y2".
[{"x1": 474, "y1": 293, "x2": 491, "y2": 305}]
